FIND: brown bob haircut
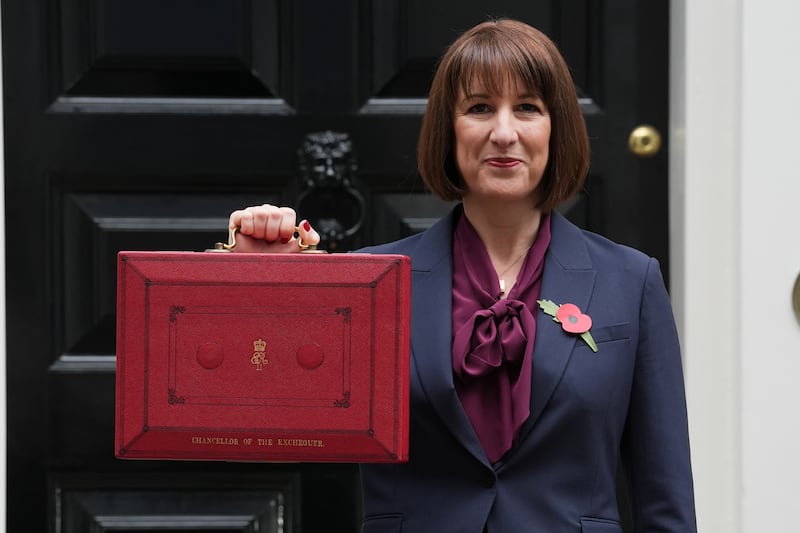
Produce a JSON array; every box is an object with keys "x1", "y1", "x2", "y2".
[{"x1": 418, "y1": 19, "x2": 590, "y2": 212}]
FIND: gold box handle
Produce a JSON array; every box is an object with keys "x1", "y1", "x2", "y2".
[{"x1": 208, "y1": 226, "x2": 324, "y2": 253}]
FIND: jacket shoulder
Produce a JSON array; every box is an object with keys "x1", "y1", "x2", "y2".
[
  {"x1": 582, "y1": 229, "x2": 654, "y2": 267},
  {"x1": 357, "y1": 232, "x2": 425, "y2": 256},
  {"x1": 550, "y1": 211, "x2": 657, "y2": 275}
]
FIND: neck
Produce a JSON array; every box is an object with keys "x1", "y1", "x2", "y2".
[
  {"x1": 462, "y1": 198, "x2": 543, "y2": 298},
  {"x1": 462, "y1": 198, "x2": 543, "y2": 259}
]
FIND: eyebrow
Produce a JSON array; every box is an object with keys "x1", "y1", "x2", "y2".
[{"x1": 461, "y1": 91, "x2": 540, "y2": 100}]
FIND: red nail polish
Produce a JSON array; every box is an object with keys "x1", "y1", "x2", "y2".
[
  {"x1": 280, "y1": 237, "x2": 290, "y2": 244},
  {"x1": 303, "y1": 221, "x2": 311, "y2": 232}
]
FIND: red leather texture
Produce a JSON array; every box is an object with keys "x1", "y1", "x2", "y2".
[{"x1": 115, "y1": 251, "x2": 410, "y2": 463}]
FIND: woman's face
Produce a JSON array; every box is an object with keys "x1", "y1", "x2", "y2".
[{"x1": 453, "y1": 81, "x2": 551, "y2": 205}]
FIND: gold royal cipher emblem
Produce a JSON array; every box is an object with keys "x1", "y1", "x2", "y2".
[{"x1": 251, "y1": 338, "x2": 268, "y2": 370}]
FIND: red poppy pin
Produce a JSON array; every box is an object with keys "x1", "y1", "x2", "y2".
[{"x1": 537, "y1": 299, "x2": 598, "y2": 353}]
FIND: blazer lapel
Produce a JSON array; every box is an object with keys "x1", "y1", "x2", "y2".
[
  {"x1": 518, "y1": 212, "x2": 597, "y2": 439},
  {"x1": 407, "y1": 207, "x2": 489, "y2": 465},
  {"x1": 405, "y1": 209, "x2": 597, "y2": 465}
]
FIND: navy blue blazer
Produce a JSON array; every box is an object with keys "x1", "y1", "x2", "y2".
[{"x1": 359, "y1": 207, "x2": 696, "y2": 533}]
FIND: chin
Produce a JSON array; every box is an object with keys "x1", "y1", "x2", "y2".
[{"x1": 467, "y1": 192, "x2": 538, "y2": 208}]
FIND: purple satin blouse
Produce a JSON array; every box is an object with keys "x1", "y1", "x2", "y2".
[{"x1": 452, "y1": 211, "x2": 552, "y2": 463}]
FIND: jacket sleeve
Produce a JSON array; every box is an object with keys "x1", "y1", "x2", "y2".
[{"x1": 620, "y1": 258, "x2": 697, "y2": 532}]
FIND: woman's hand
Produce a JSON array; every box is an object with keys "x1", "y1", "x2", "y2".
[{"x1": 227, "y1": 204, "x2": 320, "y2": 253}]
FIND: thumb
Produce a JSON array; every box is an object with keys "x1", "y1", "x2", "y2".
[{"x1": 296, "y1": 219, "x2": 321, "y2": 250}]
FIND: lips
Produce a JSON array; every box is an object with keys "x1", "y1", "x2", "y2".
[{"x1": 485, "y1": 157, "x2": 522, "y2": 168}]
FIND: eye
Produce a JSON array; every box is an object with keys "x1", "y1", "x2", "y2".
[
  {"x1": 517, "y1": 103, "x2": 541, "y2": 113},
  {"x1": 466, "y1": 103, "x2": 491, "y2": 114}
]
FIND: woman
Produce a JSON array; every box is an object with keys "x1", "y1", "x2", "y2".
[{"x1": 229, "y1": 19, "x2": 696, "y2": 533}]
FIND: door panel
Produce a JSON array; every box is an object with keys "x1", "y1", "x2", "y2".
[
  {"x1": 55, "y1": 0, "x2": 285, "y2": 103},
  {"x1": 52, "y1": 471, "x2": 296, "y2": 533},
  {"x1": 3, "y1": 0, "x2": 668, "y2": 531}
]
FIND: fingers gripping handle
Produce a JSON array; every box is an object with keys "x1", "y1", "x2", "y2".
[{"x1": 209, "y1": 226, "x2": 325, "y2": 253}]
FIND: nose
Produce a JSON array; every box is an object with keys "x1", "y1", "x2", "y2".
[{"x1": 489, "y1": 108, "x2": 518, "y2": 146}]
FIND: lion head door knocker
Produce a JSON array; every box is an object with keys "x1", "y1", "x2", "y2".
[{"x1": 296, "y1": 131, "x2": 365, "y2": 251}]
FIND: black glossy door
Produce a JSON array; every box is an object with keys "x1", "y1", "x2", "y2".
[{"x1": 3, "y1": 1, "x2": 668, "y2": 531}]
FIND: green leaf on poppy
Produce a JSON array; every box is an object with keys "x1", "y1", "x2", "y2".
[
  {"x1": 537, "y1": 299, "x2": 561, "y2": 318},
  {"x1": 580, "y1": 331, "x2": 598, "y2": 353}
]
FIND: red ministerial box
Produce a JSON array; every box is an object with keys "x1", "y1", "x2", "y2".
[{"x1": 115, "y1": 251, "x2": 410, "y2": 463}]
